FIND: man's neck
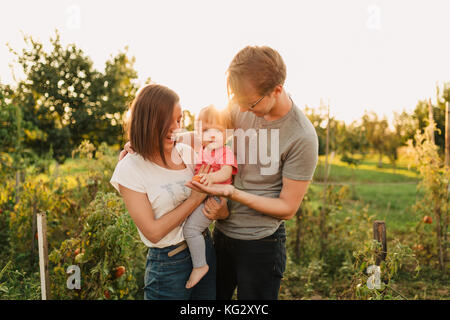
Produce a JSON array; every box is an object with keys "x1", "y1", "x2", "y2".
[{"x1": 264, "y1": 90, "x2": 293, "y2": 121}]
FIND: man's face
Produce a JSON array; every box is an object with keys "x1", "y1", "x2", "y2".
[{"x1": 231, "y1": 80, "x2": 275, "y2": 117}]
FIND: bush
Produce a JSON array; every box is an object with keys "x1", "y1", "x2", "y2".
[{"x1": 49, "y1": 192, "x2": 147, "y2": 299}]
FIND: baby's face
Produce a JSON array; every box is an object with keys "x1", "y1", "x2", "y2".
[{"x1": 200, "y1": 121, "x2": 225, "y2": 149}]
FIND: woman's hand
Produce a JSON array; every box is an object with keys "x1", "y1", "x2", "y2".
[
  {"x1": 188, "y1": 187, "x2": 208, "y2": 203},
  {"x1": 203, "y1": 196, "x2": 229, "y2": 220}
]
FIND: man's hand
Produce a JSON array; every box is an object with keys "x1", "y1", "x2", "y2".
[
  {"x1": 185, "y1": 180, "x2": 235, "y2": 198},
  {"x1": 118, "y1": 141, "x2": 135, "y2": 161},
  {"x1": 202, "y1": 196, "x2": 229, "y2": 220}
]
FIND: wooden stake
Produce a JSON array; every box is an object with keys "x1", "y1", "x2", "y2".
[
  {"x1": 373, "y1": 220, "x2": 387, "y2": 265},
  {"x1": 30, "y1": 199, "x2": 37, "y2": 267},
  {"x1": 37, "y1": 212, "x2": 51, "y2": 300}
]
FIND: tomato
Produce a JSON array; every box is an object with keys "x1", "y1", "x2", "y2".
[
  {"x1": 423, "y1": 216, "x2": 433, "y2": 224},
  {"x1": 114, "y1": 266, "x2": 126, "y2": 279}
]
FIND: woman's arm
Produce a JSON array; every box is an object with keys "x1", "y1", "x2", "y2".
[{"x1": 119, "y1": 185, "x2": 206, "y2": 244}]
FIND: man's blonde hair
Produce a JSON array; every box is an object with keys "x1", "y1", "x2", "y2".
[{"x1": 226, "y1": 46, "x2": 287, "y2": 98}]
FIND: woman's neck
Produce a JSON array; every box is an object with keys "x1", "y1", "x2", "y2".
[{"x1": 151, "y1": 147, "x2": 186, "y2": 170}]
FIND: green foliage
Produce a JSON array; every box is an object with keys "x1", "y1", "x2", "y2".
[
  {"x1": 49, "y1": 192, "x2": 147, "y2": 300},
  {"x1": 349, "y1": 239, "x2": 419, "y2": 300},
  {"x1": 7, "y1": 30, "x2": 139, "y2": 162},
  {"x1": 0, "y1": 261, "x2": 41, "y2": 300},
  {"x1": 182, "y1": 110, "x2": 196, "y2": 132},
  {"x1": 283, "y1": 182, "x2": 423, "y2": 300},
  {"x1": 337, "y1": 122, "x2": 370, "y2": 165},
  {"x1": 411, "y1": 95, "x2": 447, "y2": 155},
  {"x1": 0, "y1": 84, "x2": 43, "y2": 172},
  {"x1": 362, "y1": 111, "x2": 389, "y2": 167},
  {"x1": 407, "y1": 123, "x2": 449, "y2": 273},
  {"x1": 304, "y1": 105, "x2": 343, "y2": 156},
  {"x1": 0, "y1": 142, "x2": 148, "y2": 300}
]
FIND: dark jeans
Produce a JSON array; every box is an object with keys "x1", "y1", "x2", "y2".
[
  {"x1": 144, "y1": 230, "x2": 216, "y2": 300},
  {"x1": 213, "y1": 223, "x2": 287, "y2": 300}
]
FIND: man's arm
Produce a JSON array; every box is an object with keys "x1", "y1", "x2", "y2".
[
  {"x1": 187, "y1": 177, "x2": 310, "y2": 220},
  {"x1": 229, "y1": 177, "x2": 309, "y2": 220}
]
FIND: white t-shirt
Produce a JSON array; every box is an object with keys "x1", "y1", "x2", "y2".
[{"x1": 110, "y1": 143, "x2": 195, "y2": 248}]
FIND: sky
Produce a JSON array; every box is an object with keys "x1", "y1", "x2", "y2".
[{"x1": 1, "y1": 0, "x2": 449, "y2": 124}]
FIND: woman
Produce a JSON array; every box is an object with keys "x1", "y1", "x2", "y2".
[{"x1": 110, "y1": 84, "x2": 217, "y2": 300}]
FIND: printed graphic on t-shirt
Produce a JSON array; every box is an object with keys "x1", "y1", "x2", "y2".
[
  {"x1": 175, "y1": 180, "x2": 191, "y2": 199},
  {"x1": 160, "y1": 180, "x2": 191, "y2": 208}
]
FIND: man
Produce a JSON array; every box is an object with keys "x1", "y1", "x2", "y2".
[{"x1": 187, "y1": 46, "x2": 319, "y2": 299}]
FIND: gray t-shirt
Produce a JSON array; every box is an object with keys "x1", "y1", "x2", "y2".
[{"x1": 215, "y1": 97, "x2": 319, "y2": 240}]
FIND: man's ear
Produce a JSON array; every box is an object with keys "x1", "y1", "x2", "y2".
[{"x1": 272, "y1": 85, "x2": 283, "y2": 97}]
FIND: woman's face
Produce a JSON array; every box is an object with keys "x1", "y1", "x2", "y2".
[{"x1": 163, "y1": 102, "x2": 182, "y2": 152}]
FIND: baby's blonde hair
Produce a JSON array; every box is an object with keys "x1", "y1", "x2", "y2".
[{"x1": 197, "y1": 105, "x2": 232, "y2": 129}]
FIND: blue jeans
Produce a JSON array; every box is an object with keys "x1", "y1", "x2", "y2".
[
  {"x1": 144, "y1": 230, "x2": 216, "y2": 300},
  {"x1": 213, "y1": 223, "x2": 286, "y2": 300}
]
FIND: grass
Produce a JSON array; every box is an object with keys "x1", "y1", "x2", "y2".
[
  {"x1": 31, "y1": 158, "x2": 96, "y2": 189},
  {"x1": 314, "y1": 153, "x2": 419, "y2": 183},
  {"x1": 352, "y1": 183, "x2": 421, "y2": 232},
  {"x1": 311, "y1": 153, "x2": 422, "y2": 233}
]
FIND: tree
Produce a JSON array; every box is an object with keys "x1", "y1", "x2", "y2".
[
  {"x1": 337, "y1": 121, "x2": 369, "y2": 196},
  {"x1": 8, "y1": 30, "x2": 139, "y2": 162},
  {"x1": 362, "y1": 111, "x2": 389, "y2": 167},
  {"x1": 383, "y1": 131, "x2": 402, "y2": 173},
  {"x1": 0, "y1": 83, "x2": 42, "y2": 173},
  {"x1": 392, "y1": 110, "x2": 417, "y2": 146},
  {"x1": 304, "y1": 104, "x2": 342, "y2": 157}
]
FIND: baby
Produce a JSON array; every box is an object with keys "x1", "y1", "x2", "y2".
[{"x1": 183, "y1": 105, "x2": 237, "y2": 289}]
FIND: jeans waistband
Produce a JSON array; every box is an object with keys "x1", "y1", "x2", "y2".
[{"x1": 147, "y1": 229, "x2": 211, "y2": 258}]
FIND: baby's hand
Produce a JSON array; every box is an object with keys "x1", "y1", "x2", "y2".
[
  {"x1": 201, "y1": 173, "x2": 215, "y2": 186},
  {"x1": 192, "y1": 173, "x2": 214, "y2": 186}
]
